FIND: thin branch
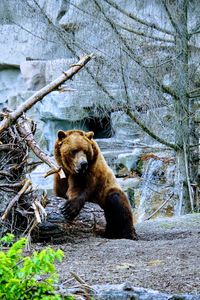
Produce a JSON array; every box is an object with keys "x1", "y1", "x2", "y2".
[
  {"x1": 1, "y1": 179, "x2": 32, "y2": 220},
  {"x1": 94, "y1": 0, "x2": 179, "y2": 100},
  {"x1": 32, "y1": 202, "x2": 42, "y2": 224},
  {"x1": 117, "y1": 22, "x2": 174, "y2": 43},
  {"x1": 118, "y1": 50, "x2": 178, "y2": 150},
  {"x1": 0, "y1": 181, "x2": 25, "y2": 189},
  {"x1": 188, "y1": 94, "x2": 200, "y2": 99},
  {"x1": 144, "y1": 54, "x2": 179, "y2": 69},
  {"x1": 162, "y1": 1, "x2": 181, "y2": 36},
  {"x1": 102, "y1": 0, "x2": 175, "y2": 36},
  {"x1": 0, "y1": 54, "x2": 93, "y2": 134},
  {"x1": 144, "y1": 193, "x2": 174, "y2": 221},
  {"x1": 13, "y1": 21, "x2": 56, "y2": 43},
  {"x1": 188, "y1": 87, "x2": 200, "y2": 98},
  {"x1": 0, "y1": 144, "x2": 17, "y2": 151},
  {"x1": 189, "y1": 22, "x2": 200, "y2": 37},
  {"x1": 126, "y1": 109, "x2": 180, "y2": 151},
  {"x1": 17, "y1": 118, "x2": 65, "y2": 179}
]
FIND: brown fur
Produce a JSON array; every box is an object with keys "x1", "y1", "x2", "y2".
[{"x1": 54, "y1": 129, "x2": 137, "y2": 240}]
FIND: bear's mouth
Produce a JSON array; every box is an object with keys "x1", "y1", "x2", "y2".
[
  {"x1": 74, "y1": 168, "x2": 87, "y2": 174},
  {"x1": 75, "y1": 161, "x2": 88, "y2": 174}
]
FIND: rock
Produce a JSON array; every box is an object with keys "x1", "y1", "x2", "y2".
[
  {"x1": 63, "y1": 282, "x2": 200, "y2": 300},
  {"x1": 0, "y1": 66, "x2": 25, "y2": 106},
  {"x1": 20, "y1": 60, "x2": 46, "y2": 90},
  {"x1": 117, "y1": 178, "x2": 141, "y2": 192},
  {"x1": 111, "y1": 112, "x2": 141, "y2": 140},
  {"x1": 116, "y1": 149, "x2": 143, "y2": 172}
]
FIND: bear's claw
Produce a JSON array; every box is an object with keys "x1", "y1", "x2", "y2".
[{"x1": 60, "y1": 198, "x2": 84, "y2": 220}]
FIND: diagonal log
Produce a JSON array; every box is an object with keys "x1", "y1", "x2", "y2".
[
  {"x1": 17, "y1": 118, "x2": 65, "y2": 178},
  {"x1": 0, "y1": 54, "x2": 93, "y2": 134},
  {"x1": 1, "y1": 179, "x2": 32, "y2": 220}
]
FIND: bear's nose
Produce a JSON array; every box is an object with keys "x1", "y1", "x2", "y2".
[{"x1": 80, "y1": 161, "x2": 88, "y2": 171}]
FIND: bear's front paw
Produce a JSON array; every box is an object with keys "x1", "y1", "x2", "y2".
[{"x1": 60, "y1": 198, "x2": 84, "y2": 220}]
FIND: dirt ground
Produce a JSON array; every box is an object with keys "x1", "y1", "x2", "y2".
[{"x1": 34, "y1": 213, "x2": 200, "y2": 295}]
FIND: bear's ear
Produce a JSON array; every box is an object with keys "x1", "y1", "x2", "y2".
[
  {"x1": 85, "y1": 131, "x2": 94, "y2": 140},
  {"x1": 57, "y1": 130, "x2": 66, "y2": 141}
]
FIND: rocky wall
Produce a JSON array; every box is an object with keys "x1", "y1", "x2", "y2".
[{"x1": 0, "y1": 0, "x2": 200, "y2": 222}]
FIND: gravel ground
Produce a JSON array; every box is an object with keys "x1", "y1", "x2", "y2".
[{"x1": 34, "y1": 213, "x2": 200, "y2": 295}]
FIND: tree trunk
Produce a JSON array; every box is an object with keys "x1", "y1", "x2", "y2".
[
  {"x1": 32, "y1": 197, "x2": 106, "y2": 242},
  {"x1": 173, "y1": 0, "x2": 194, "y2": 213}
]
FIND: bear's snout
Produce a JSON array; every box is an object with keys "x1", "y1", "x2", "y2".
[
  {"x1": 80, "y1": 161, "x2": 88, "y2": 171},
  {"x1": 75, "y1": 160, "x2": 88, "y2": 174},
  {"x1": 74, "y1": 152, "x2": 88, "y2": 174}
]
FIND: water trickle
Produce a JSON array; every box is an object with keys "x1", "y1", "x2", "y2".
[{"x1": 137, "y1": 159, "x2": 164, "y2": 223}]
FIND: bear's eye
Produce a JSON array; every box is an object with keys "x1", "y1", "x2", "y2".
[{"x1": 70, "y1": 149, "x2": 78, "y2": 156}]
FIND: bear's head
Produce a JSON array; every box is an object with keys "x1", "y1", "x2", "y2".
[{"x1": 54, "y1": 130, "x2": 98, "y2": 175}]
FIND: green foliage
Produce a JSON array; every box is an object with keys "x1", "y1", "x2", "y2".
[
  {"x1": 0, "y1": 234, "x2": 68, "y2": 300},
  {"x1": 136, "y1": 159, "x2": 143, "y2": 176}
]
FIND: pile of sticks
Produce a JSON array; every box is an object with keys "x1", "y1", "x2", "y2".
[{"x1": 0, "y1": 54, "x2": 94, "y2": 243}]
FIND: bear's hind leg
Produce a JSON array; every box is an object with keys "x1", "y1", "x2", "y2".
[{"x1": 104, "y1": 189, "x2": 138, "y2": 240}]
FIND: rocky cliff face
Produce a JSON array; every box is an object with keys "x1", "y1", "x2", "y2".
[{"x1": 0, "y1": 0, "x2": 200, "y2": 222}]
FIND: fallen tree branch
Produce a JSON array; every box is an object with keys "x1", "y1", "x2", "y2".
[
  {"x1": 70, "y1": 272, "x2": 96, "y2": 299},
  {"x1": 1, "y1": 179, "x2": 32, "y2": 220},
  {"x1": 17, "y1": 118, "x2": 65, "y2": 179},
  {"x1": 0, "y1": 181, "x2": 25, "y2": 189},
  {"x1": 0, "y1": 144, "x2": 17, "y2": 151},
  {"x1": 144, "y1": 193, "x2": 174, "y2": 221},
  {"x1": 0, "y1": 54, "x2": 93, "y2": 134}
]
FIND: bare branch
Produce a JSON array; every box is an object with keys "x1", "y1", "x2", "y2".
[
  {"x1": 126, "y1": 109, "x2": 180, "y2": 151},
  {"x1": 189, "y1": 22, "x2": 200, "y2": 37},
  {"x1": 0, "y1": 181, "x2": 25, "y2": 189},
  {"x1": 1, "y1": 179, "x2": 32, "y2": 220},
  {"x1": 17, "y1": 118, "x2": 65, "y2": 179},
  {"x1": 162, "y1": 1, "x2": 181, "y2": 36},
  {"x1": 117, "y1": 22, "x2": 174, "y2": 43},
  {"x1": 0, "y1": 54, "x2": 93, "y2": 134},
  {"x1": 188, "y1": 87, "x2": 200, "y2": 98},
  {"x1": 118, "y1": 50, "x2": 179, "y2": 150},
  {"x1": 13, "y1": 21, "x2": 56, "y2": 43},
  {"x1": 102, "y1": 0, "x2": 175, "y2": 36},
  {"x1": 144, "y1": 193, "x2": 174, "y2": 221},
  {"x1": 94, "y1": 0, "x2": 179, "y2": 100}
]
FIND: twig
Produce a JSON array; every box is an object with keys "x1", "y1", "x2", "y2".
[
  {"x1": 25, "y1": 220, "x2": 38, "y2": 251},
  {"x1": 1, "y1": 179, "x2": 32, "y2": 220},
  {"x1": 0, "y1": 171, "x2": 13, "y2": 178},
  {"x1": 0, "y1": 54, "x2": 93, "y2": 134},
  {"x1": 144, "y1": 193, "x2": 174, "y2": 221},
  {"x1": 17, "y1": 118, "x2": 65, "y2": 179},
  {"x1": 34, "y1": 200, "x2": 47, "y2": 220},
  {"x1": 70, "y1": 272, "x2": 86, "y2": 285},
  {"x1": 32, "y1": 202, "x2": 42, "y2": 224},
  {"x1": 0, "y1": 144, "x2": 17, "y2": 151},
  {"x1": 70, "y1": 272, "x2": 96, "y2": 299},
  {"x1": 0, "y1": 181, "x2": 25, "y2": 189}
]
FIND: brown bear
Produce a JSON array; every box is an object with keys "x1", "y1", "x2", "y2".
[{"x1": 54, "y1": 129, "x2": 137, "y2": 240}]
